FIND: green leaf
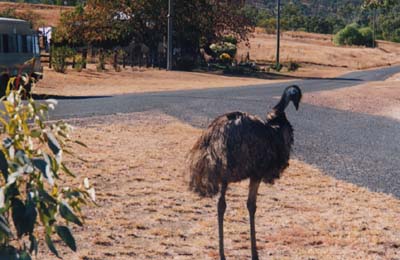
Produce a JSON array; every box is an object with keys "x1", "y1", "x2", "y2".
[
  {"x1": 0, "y1": 117, "x2": 8, "y2": 128},
  {"x1": 5, "y1": 183, "x2": 19, "y2": 202},
  {"x1": 46, "y1": 132, "x2": 61, "y2": 156},
  {"x1": 32, "y1": 156, "x2": 54, "y2": 186},
  {"x1": 0, "y1": 150, "x2": 9, "y2": 180},
  {"x1": 0, "y1": 214, "x2": 11, "y2": 237},
  {"x1": 38, "y1": 202, "x2": 55, "y2": 226},
  {"x1": 59, "y1": 202, "x2": 82, "y2": 227},
  {"x1": 15, "y1": 150, "x2": 30, "y2": 166},
  {"x1": 0, "y1": 245, "x2": 19, "y2": 260},
  {"x1": 38, "y1": 189, "x2": 57, "y2": 205},
  {"x1": 11, "y1": 198, "x2": 26, "y2": 238},
  {"x1": 55, "y1": 225, "x2": 77, "y2": 252},
  {"x1": 45, "y1": 234, "x2": 60, "y2": 259},
  {"x1": 18, "y1": 251, "x2": 32, "y2": 260},
  {"x1": 11, "y1": 199, "x2": 37, "y2": 238},
  {"x1": 29, "y1": 234, "x2": 38, "y2": 255},
  {"x1": 30, "y1": 130, "x2": 42, "y2": 138},
  {"x1": 24, "y1": 199, "x2": 37, "y2": 235}
]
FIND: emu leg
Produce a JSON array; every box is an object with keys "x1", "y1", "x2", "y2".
[
  {"x1": 218, "y1": 182, "x2": 228, "y2": 260},
  {"x1": 247, "y1": 178, "x2": 261, "y2": 260}
]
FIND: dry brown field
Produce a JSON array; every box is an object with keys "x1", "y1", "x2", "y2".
[
  {"x1": 238, "y1": 29, "x2": 400, "y2": 70},
  {"x1": 33, "y1": 111, "x2": 400, "y2": 260},
  {"x1": 0, "y1": 2, "x2": 70, "y2": 27}
]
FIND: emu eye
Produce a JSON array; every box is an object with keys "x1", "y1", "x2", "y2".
[{"x1": 287, "y1": 87, "x2": 298, "y2": 96}]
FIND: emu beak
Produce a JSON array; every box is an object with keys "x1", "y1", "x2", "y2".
[{"x1": 294, "y1": 102, "x2": 299, "y2": 110}]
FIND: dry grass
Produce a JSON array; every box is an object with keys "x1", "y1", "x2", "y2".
[
  {"x1": 0, "y1": 2, "x2": 71, "y2": 27},
  {"x1": 303, "y1": 73, "x2": 400, "y2": 120},
  {"x1": 238, "y1": 30, "x2": 400, "y2": 70},
  {"x1": 33, "y1": 111, "x2": 400, "y2": 260},
  {"x1": 35, "y1": 66, "x2": 290, "y2": 97}
]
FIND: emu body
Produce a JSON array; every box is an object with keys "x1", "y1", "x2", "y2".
[{"x1": 188, "y1": 85, "x2": 302, "y2": 260}]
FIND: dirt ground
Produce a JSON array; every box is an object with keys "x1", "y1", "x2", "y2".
[
  {"x1": 34, "y1": 111, "x2": 400, "y2": 260},
  {"x1": 303, "y1": 72, "x2": 400, "y2": 120}
]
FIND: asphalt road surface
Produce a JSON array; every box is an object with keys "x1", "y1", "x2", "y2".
[{"x1": 49, "y1": 65, "x2": 400, "y2": 198}]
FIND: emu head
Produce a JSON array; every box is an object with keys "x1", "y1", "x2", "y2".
[
  {"x1": 285, "y1": 85, "x2": 302, "y2": 110},
  {"x1": 275, "y1": 85, "x2": 302, "y2": 112}
]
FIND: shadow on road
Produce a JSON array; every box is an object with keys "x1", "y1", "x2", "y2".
[
  {"x1": 32, "y1": 94, "x2": 112, "y2": 100},
  {"x1": 197, "y1": 70, "x2": 363, "y2": 82}
]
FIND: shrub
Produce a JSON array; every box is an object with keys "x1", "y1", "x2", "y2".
[
  {"x1": 223, "y1": 62, "x2": 259, "y2": 75},
  {"x1": 392, "y1": 28, "x2": 400, "y2": 43},
  {"x1": 74, "y1": 54, "x2": 85, "y2": 72},
  {"x1": 258, "y1": 18, "x2": 276, "y2": 34},
  {"x1": 219, "y1": 53, "x2": 232, "y2": 64},
  {"x1": 210, "y1": 42, "x2": 237, "y2": 59},
  {"x1": 51, "y1": 46, "x2": 74, "y2": 73},
  {"x1": 333, "y1": 24, "x2": 363, "y2": 46},
  {"x1": 271, "y1": 63, "x2": 283, "y2": 72},
  {"x1": 0, "y1": 76, "x2": 94, "y2": 259},
  {"x1": 334, "y1": 24, "x2": 375, "y2": 47},
  {"x1": 176, "y1": 54, "x2": 197, "y2": 71},
  {"x1": 287, "y1": 61, "x2": 300, "y2": 72},
  {"x1": 222, "y1": 35, "x2": 238, "y2": 45},
  {"x1": 97, "y1": 49, "x2": 107, "y2": 72},
  {"x1": 359, "y1": 27, "x2": 374, "y2": 47}
]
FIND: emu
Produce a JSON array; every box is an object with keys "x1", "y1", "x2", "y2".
[{"x1": 188, "y1": 85, "x2": 302, "y2": 260}]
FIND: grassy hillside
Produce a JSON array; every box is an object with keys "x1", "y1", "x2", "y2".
[
  {"x1": 246, "y1": 0, "x2": 400, "y2": 43},
  {"x1": 0, "y1": 2, "x2": 71, "y2": 27},
  {"x1": 238, "y1": 29, "x2": 400, "y2": 70}
]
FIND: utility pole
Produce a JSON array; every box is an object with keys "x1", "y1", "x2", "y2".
[
  {"x1": 167, "y1": 0, "x2": 174, "y2": 70},
  {"x1": 372, "y1": 8, "x2": 376, "y2": 48},
  {"x1": 276, "y1": 0, "x2": 281, "y2": 69}
]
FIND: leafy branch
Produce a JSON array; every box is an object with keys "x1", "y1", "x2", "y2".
[{"x1": 0, "y1": 76, "x2": 94, "y2": 259}]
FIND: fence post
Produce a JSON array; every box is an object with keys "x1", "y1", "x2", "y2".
[{"x1": 49, "y1": 41, "x2": 52, "y2": 68}]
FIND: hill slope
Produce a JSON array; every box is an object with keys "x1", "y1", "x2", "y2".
[
  {"x1": 0, "y1": 2, "x2": 71, "y2": 27},
  {"x1": 238, "y1": 29, "x2": 400, "y2": 70}
]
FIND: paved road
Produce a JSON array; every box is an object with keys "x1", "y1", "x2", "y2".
[{"x1": 51, "y1": 66, "x2": 400, "y2": 198}]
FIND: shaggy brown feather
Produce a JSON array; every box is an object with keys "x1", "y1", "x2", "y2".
[{"x1": 188, "y1": 110, "x2": 293, "y2": 197}]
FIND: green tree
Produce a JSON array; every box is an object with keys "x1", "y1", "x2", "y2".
[{"x1": 54, "y1": 0, "x2": 254, "y2": 69}]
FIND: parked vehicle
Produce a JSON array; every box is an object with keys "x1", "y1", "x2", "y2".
[{"x1": 0, "y1": 17, "x2": 42, "y2": 96}]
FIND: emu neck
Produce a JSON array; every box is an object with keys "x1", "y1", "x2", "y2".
[
  {"x1": 267, "y1": 93, "x2": 289, "y2": 122},
  {"x1": 273, "y1": 93, "x2": 289, "y2": 113},
  {"x1": 266, "y1": 109, "x2": 294, "y2": 150}
]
